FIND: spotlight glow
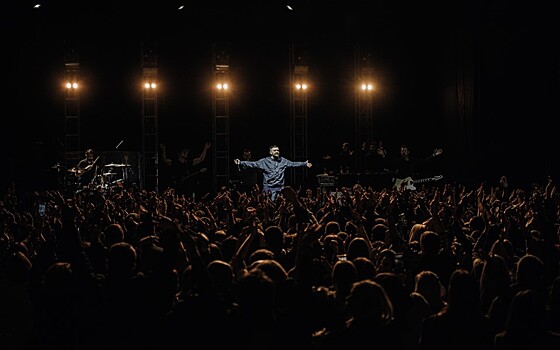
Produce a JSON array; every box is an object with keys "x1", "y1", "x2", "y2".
[{"x1": 361, "y1": 83, "x2": 375, "y2": 91}]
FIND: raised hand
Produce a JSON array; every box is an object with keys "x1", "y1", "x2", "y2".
[{"x1": 499, "y1": 175, "x2": 508, "y2": 189}]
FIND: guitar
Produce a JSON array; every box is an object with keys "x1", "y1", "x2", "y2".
[
  {"x1": 72, "y1": 156, "x2": 100, "y2": 178},
  {"x1": 393, "y1": 175, "x2": 443, "y2": 191},
  {"x1": 175, "y1": 167, "x2": 207, "y2": 186}
]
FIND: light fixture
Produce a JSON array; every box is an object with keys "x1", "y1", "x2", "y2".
[
  {"x1": 65, "y1": 82, "x2": 78, "y2": 89},
  {"x1": 360, "y1": 83, "x2": 375, "y2": 91}
]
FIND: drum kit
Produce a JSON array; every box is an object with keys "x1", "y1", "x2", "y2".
[
  {"x1": 66, "y1": 162, "x2": 131, "y2": 193},
  {"x1": 98, "y1": 163, "x2": 131, "y2": 191}
]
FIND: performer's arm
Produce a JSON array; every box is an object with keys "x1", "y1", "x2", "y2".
[
  {"x1": 193, "y1": 141, "x2": 212, "y2": 166},
  {"x1": 238, "y1": 159, "x2": 264, "y2": 169},
  {"x1": 286, "y1": 160, "x2": 312, "y2": 168},
  {"x1": 159, "y1": 143, "x2": 172, "y2": 167}
]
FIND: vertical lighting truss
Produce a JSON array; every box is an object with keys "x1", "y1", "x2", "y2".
[
  {"x1": 64, "y1": 42, "x2": 81, "y2": 174},
  {"x1": 141, "y1": 41, "x2": 158, "y2": 192},
  {"x1": 355, "y1": 44, "x2": 375, "y2": 171},
  {"x1": 212, "y1": 43, "x2": 230, "y2": 193},
  {"x1": 289, "y1": 43, "x2": 309, "y2": 188}
]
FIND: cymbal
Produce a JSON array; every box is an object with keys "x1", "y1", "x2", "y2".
[
  {"x1": 104, "y1": 163, "x2": 130, "y2": 167},
  {"x1": 103, "y1": 172, "x2": 118, "y2": 176}
]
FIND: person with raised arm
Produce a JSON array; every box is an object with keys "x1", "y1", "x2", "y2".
[{"x1": 234, "y1": 144, "x2": 312, "y2": 201}]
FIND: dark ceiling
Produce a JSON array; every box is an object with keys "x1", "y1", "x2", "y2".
[{"x1": 7, "y1": 0, "x2": 556, "y2": 42}]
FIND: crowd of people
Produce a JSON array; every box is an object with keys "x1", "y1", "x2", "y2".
[{"x1": 1, "y1": 163, "x2": 560, "y2": 349}]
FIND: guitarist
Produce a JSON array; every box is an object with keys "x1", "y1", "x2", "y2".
[
  {"x1": 75, "y1": 148, "x2": 101, "y2": 188},
  {"x1": 160, "y1": 141, "x2": 211, "y2": 196},
  {"x1": 377, "y1": 144, "x2": 443, "y2": 191}
]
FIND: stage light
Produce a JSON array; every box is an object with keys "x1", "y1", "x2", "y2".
[
  {"x1": 144, "y1": 82, "x2": 157, "y2": 89},
  {"x1": 360, "y1": 83, "x2": 375, "y2": 92},
  {"x1": 65, "y1": 82, "x2": 78, "y2": 89},
  {"x1": 295, "y1": 82, "x2": 308, "y2": 90},
  {"x1": 216, "y1": 83, "x2": 229, "y2": 90}
]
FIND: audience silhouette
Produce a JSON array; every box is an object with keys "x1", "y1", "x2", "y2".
[{"x1": 0, "y1": 174, "x2": 559, "y2": 350}]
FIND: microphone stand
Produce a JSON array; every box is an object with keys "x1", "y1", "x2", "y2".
[{"x1": 114, "y1": 140, "x2": 127, "y2": 187}]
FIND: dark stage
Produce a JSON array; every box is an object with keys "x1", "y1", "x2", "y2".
[{"x1": 2, "y1": 1, "x2": 559, "y2": 194}]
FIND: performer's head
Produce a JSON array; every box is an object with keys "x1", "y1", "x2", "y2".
[
  {"x1": 85, "y1": 148, "x2": 94, "y2": 160},
  {"x1": 178, "y1": 147, "x2": 189, "y2": 161},
  {"x1": 269, "y1": 145, "x2": 280, "y2": 159},
  {"x1": 400, "y1": 145, "x2": 410, "y2": 158}
]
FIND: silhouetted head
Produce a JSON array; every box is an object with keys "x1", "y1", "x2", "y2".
[
  {"x1": 178, "y1": 148, "x2": 189, "y2": 161},
  {"x1": 515, "y1": 254, "x2": 544, "y2": 288},
  {"x1": 249, "y1": 259, "x2": 288, "y2": 284},
  {"x1": 447, "y1": 269, "x2": 480, "y2": 314},
  {"x1": 207, "y1": 260, "x2": 234, "y2": 292},
  {"x1": 107, "y1": 242, "x2": 137, "y2": 280},
  {"x1": 347, "y1": 279, "x2": 393, "y2": 324},
  {"x1": 400, "y1": 145, "x2": 410, "y2": 158},
  {"x1": 420, "y1": 231, "x2": 441, "y2": 255},
  {"x1": 332, "y1": 259, "x2": 357, "y2": 288}
]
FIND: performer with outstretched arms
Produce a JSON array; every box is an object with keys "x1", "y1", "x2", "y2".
[{"x1": 234, "y1": 144, "x2": 312, "y2": 200}]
